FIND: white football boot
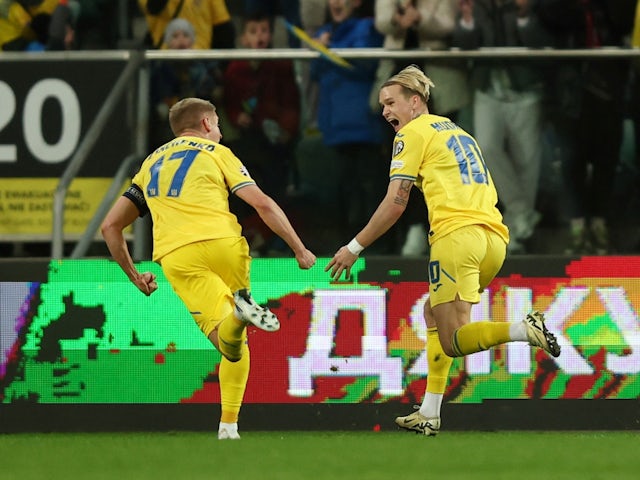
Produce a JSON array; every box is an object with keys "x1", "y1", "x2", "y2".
[
  {"x1": 395, "y1": 406, "x2": 440, "y2": 436},
  {"x1": 234, "y1": 289, "x2": 280, "y2": 332}
]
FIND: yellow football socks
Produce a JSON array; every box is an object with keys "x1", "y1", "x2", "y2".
[
  {"x1": 220, "y1": 341, "x2": 250, "y2": 424},
  {"x1": 425, "y1": 327, "x2": 453, "y2": 395},
  {"x1": 216, "y1": 314, "x2": 246, "y2": 362},
  {"x1": 451, "y1": 321, "x2": 511, "y2": 357}
]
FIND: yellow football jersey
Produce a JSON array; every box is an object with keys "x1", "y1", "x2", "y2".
[
  {"x1": 139, "y1": 0, "x2": 231, "y2": 49},
  {"x1": 0, "y1": 0, "x2": 61, "y2": 49},
  {"x1": 633, "y1": 1, "x2": 640, "y2": 47},
  {"x1": 389, "y1": 114, "x2": 509, "y2": 245},
  {"x1": 131, "y1": 136, "x2": 255, "y2": 261}
]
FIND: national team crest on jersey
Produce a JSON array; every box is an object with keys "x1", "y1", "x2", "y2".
[
  {"x1": 239, "y1": 165, "x2": 250, "y2": 177},
  {"x1": 393, "y1": 140, "x2": 405, "y2": 157}
]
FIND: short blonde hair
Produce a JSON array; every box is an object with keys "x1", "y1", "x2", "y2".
[
  {"x1": 168, "y1": 98, "x2": 215, "y2": 135},
  {"x1": 382, "y1": 64, "x2": 435, "y2": 104}
]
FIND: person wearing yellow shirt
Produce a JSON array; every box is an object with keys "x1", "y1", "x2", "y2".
[
  {"x1": 0, "y1": 1, "x2": 32, "y2": 50},
  {"x1": 326, "y1": 65, "x2": 560, "y2": 436},
  {"x1": 631, "y1": 0, "x2": 640, "y2": 203},
  {"x1": 0, "y1": 0, "x2": 72, "y2": 51},
  {"x1": 138, "y1": 0, "x2": 234, "y2": 49},
  {"x1": 102, "y1": 97, "x2": 316, "y2": 439},
  {"x1": 632, "y1": 0, "x2": 640, "y2": 47}
]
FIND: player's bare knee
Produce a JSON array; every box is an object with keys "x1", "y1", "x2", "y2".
[
  {"x1": 441, "y1": 342, "x2": 458, "y2": 357},
  {"x1": 435, "y1": 332, "x2": 454, "y2": 357},
  {"x1": 208, "y1": 330, "x2": 220, "y2": 348},
  {"x1": 423, "y1": 300, "x2": 436, "y2": 328}
]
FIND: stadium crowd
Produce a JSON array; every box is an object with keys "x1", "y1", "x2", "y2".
[{"x1": 1, "y1": 0, "x2": 640, "y2": 257}]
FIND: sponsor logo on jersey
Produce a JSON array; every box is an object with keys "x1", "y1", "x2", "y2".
[{"x1": 239, "y1": 165, "x2": 250, "y2": 177}]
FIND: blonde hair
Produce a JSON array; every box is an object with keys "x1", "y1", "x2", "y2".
[
  {"x1": 168, "y1": 98, "x2": 215, "y2": 135},
  {"x1": 382, "y1": 64, "x2": 435, "y2": 104}
]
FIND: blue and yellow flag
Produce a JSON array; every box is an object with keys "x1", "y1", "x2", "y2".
[{"x1": 286, "y1": 21, "x2": 353, "y2": 69}]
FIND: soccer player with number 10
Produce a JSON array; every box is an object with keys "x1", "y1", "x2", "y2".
[{"x1": 326, "y1": 65, "x2": 560, "y2": 436}]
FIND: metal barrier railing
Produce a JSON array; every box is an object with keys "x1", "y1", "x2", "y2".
[
  {"x1": 51, "y1": 51, "x2": 145, "y2": 258},
  {"x1": 2, "y1": 47, "x2": 638, "y2": 259}
]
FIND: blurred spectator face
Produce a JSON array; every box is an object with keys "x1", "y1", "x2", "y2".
[
  {"x1": 167, "y1": 29, "x2": 194, "y2": 49},
  {"x1": 241, "y1": 19, "x2": 272, "y2": 49},
  {"x1": 328, "y1": 0, "x2": 361, "y2": 23}
]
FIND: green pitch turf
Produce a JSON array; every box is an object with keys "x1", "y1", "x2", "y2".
[{"x1": 1, "y1": 431, "x2": 637, "y2": 480}]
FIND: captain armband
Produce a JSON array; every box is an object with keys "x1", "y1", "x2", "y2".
[{"x1": 123, "y1": 184, "x2": 149, "y2": 217}]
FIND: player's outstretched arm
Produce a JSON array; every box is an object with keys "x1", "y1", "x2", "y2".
[
  {"x1": 101, "y1": 196, "x2": 158, "y2": 296},
  {"x1": 235, "y1": 185, "x2": 316, "y2": 269},
  {"x1": 326, "y1": 179, "x2": 410, "y2": 280},
  {"x1": 325, "y1": 245, "x2": 359, "y2": 281}
]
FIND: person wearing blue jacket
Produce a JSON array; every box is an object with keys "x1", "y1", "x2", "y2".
[{"x1": 310, "y1": 0, "x2": 388, "y2": 248}]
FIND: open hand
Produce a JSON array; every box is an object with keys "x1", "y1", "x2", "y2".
[{"x1": 325, "y1": 246, "x2": 358, "y2": 281}]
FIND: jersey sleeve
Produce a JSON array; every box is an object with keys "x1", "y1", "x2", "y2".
[
  {"x1": 389, "y1": 128, "x2": 422, "y2": 182},
  {"x1": 123, "y1": 183, "x2": 149, "y2": 217},
  {"x1": 217, "y1": 146, "x2": 257, "y2": 193}
]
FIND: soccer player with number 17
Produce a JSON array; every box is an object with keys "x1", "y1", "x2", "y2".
[
  {"x1": 326, "y1": 65, "x2": 561, "y2": 436},
  {"x1": 102, "y1": 98, "x2": 316, "y2": 440}
]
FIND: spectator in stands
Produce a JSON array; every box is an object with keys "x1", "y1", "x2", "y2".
[
  {"x1": 138, "y1": 0, "x2": 235, "y2": 49},
  {"x1": 535, "y1": 0, "x2": 636, "y2": 255},
  {"x1": 149, "y1": 18, "x2": 224, "y2": 147},
  {"x1": 373, "y1": 1, "x2": 469, "y2": 122},
  {"x1": 72, "y1": 0, "x2": 118, "y2": 49},
  {"x1": 243, "y1": 0, "x2": 302, "y2": 47},
  {"x1": 632, "y1": 0, "x2": 640, "y2": 165},
  {"x1": 628, "y1": 0, "x2": 640, "y2": 252},
  {"x1": 0, "y1": 1, "x2": 27, "y2": 50},
  {"x1": 298, "y1": 0, "x2": 329, "y2": 132},
  {"x1": 0, "y1": 0, "x2": 78, "y2": 51},
  {"x1": 631, "y1": 0, "x2": 640, "y2": 162},
  {"x1": 223, "y1": 12, "x2": 302, "y2": 256},
  {"x1": 373, "y1": 0, "x2": 471, "y2": 256},
  {"x1": 310, "y1": 0, "x2": 388, "y2": 248},
  {"x1": 300, "y1": 0, "x2": 328, "y2": 32},
  {"x1": 452, "y1": 0, "x2": 555, "y2": 254},
  {"x1": 46, "y1": 0, "x2": 79, "y2": 50}
]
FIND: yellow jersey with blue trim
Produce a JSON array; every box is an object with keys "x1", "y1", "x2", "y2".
[
  {"x1": 389, "y1": 114, "x2": 509, "y2": 245},
  {"x1": 130, "y1": 136, "x2": 256, "y2": 261}
]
